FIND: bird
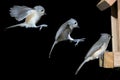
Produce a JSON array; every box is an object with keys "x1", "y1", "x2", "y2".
[
  {"x1": 49, "y1": 18, "x2": 85, "y2": 58},
  {"x1": 6, "y1": 5, "x2": 47, "y2": 30},
  {"x1": 75, "y1": 33, "x2": 111, "y2": 75}
]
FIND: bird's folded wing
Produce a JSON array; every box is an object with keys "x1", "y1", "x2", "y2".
[
  {"x1": 55, "y1": 23, "x2": 68, "y2": 40},
  {"x1": 10, "y1": 5, "x2": 33, "y2": 21},
  {"x1": 85, "y1": 42, "x2": 103, "y2": 59}
]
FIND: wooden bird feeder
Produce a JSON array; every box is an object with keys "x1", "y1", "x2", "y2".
[{"x1": 97, "y1": 0, "x2": 120, "y2": 68}]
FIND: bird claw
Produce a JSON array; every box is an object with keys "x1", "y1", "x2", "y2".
[
  {"x1": 74, "y1": 38, "x2": 85, "y2": 46},
  {"x1": 38, "y1": 24, "x2": 48, "y2": 30}
]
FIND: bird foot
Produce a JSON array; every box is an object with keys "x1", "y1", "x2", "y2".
[
  {"x1": 73, "y1": 38, "x2": 85, "y2": 46},
  {"x1": 38, "y1": 24, "x2": 48, "y2": 30}
]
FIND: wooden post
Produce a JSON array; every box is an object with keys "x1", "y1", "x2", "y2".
[
  {"x1": 97, "y1": 0, "x2": 120, "y2": 68},
  {"x1": 114, "y1": 0, "x2": 120, "y2": 67},
  {"x1": 111, "y1": 4, "x2": 118, "y2": 52},
  {"x1": 118, "y1": 0, "x2": 120, "y2": 51}
]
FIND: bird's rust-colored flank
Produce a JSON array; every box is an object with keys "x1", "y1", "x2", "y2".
[{"x1": 25, "y1": 12, "x2": 36, "y2": 24}]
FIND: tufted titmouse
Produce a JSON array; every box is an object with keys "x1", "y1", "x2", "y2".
[
  {"x1": 49, "y1": 18, "x2": 85, "y2": 58},
  {"x1": 6, "y1": 5, "x2": 47, "y2": 30},
  {"x1": 75, "y1": 33, "x2": 111, "y2": 75}
]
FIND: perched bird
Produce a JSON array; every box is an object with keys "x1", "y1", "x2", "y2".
[
  {"x1": 49, "y1": 18, "x2": 85, "y2": 58},
  {"x1": 6, "y1": 5, "x2": 47, "y2": 30},
  {"x1": 75, "y1": 33, "x2": 111, "y2": 75}
]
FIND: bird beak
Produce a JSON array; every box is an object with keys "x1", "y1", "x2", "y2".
[
  {"x1": 76, "y1": 25, "x2": 79, "y2": 28},
  {"x1": 44, "y1": 12, "x2": 47, "y2": 15}
]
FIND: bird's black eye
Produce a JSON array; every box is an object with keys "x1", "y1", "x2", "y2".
[
  {"x1": 41, "y1": 9, "x2": 44, "y2": 12},
  {"x1": 74, "y1": 22, "x2": 77, "y2": 24}
]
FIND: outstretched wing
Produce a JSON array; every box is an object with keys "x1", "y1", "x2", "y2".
[{"x1": 10, "y1": 5, "x2": 33, "y2": 21}]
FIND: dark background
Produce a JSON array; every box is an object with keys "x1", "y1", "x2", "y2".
[{"x1": 0, "y1": 0, "x2": 120, "y2": 79}]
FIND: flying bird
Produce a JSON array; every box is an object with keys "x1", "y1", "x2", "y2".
[
  {"x1": 49, "y1": 18, "x2": 85, "y2": 58},
  {"x1": 6, "y1": 5, "x2": 47, "y2": 30},
  {"x1": 75, "y1": 33, "x2": 111, "y2": 75}
]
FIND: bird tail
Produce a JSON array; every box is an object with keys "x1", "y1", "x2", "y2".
[
  {"x1": 6, "y1": 23, "x2": 26, "y2": 29},
  {"x1": 49, "y1": 41, "x2": 58, "y2": 58},
  {"x1": 75, "y1": 58, "x2": 90, "y2": 75}
]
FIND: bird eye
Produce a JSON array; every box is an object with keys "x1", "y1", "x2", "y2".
[
  {"x1": 41, "y1": 9, "x2": 44, "y2": 12},
  {"x1": 74, "y1": 22, "x2": 77, "y2": 24}
]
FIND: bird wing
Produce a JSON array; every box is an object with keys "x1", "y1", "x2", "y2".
[
  {"x1": 85, "y1": 41, "x2": 103, "y2": 59},
  {"x1": 10, "y1": 5, "x2": 33, "y2": 21},
  {"x1": 55, "y1": 23, "x2": 68, "y2": 40}
]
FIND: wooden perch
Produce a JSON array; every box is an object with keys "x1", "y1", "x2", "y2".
[
  {"x1": 99, "y1": 52, "x2": 120, "y2": 68},
  {"x1": 114, "y1": 52, "x2": 120, "y2": 67},
  {"x1": 97, "y1": 0, "x2": 116, "y2": 11},
  {"x1": 103, "y1": 52, "x2": 114, "y2": 68},
  {"x1": 99, "y1": 52, "x2": 114, "y2": 68}
]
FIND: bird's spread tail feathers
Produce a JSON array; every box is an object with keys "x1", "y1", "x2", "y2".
[{"x1": 49, "y1": 41, "x2": 58, "y2": 58}]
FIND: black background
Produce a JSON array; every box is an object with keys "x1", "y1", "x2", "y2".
[{"x1": 0, "y1": 0, "x2": 120, "y2": 79}]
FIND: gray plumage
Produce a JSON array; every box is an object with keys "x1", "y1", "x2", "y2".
[
  {"x1": 10, "y1": 5, "x2": 32, "y2": 21},
  {"x1": 49, "y1": 18, "x2": 85, "y2": 58},
  {"x1": 7, "y1": 5, "x2": 47, "y2": 30},
  {"x1": 75, "y1": 33, "x2": 111, "y2": 75}
]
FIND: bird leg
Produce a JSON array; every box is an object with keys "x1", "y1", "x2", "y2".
[
  {"x1": 37, "y1": 24, "x2": 48, "y2": 30},
  {"x1": 99, "y1": 53, "x2": 104, "y2": 60},
  {"x1": 68, "y1": 34, "x2": 85, "y2": 46}
]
